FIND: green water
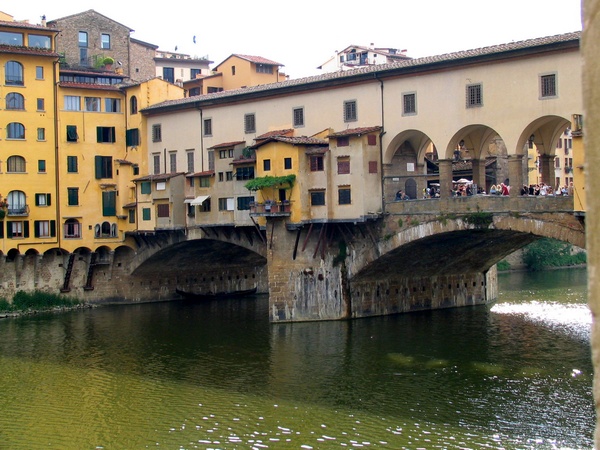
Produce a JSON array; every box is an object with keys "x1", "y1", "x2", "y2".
[{"x1": 0, "y1": 268, "x2": 592, "y2": 449}]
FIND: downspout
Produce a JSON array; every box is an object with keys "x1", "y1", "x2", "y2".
[
  {"x1": 375, "y1": 74, "x2": 386, "y2": 214},
  {"x1": 53, "y1": 55, "x2": 62, "y2": 250},
  {"x1": 198, "y1": 107, "x2": 204, "y2": 172}
]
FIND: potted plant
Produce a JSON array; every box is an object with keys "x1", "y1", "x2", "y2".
[{"x1": 103, "y1": 57, "x2": 114, "y2": 70}]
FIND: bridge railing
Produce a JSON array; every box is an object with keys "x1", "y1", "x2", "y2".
[{"x1": 385, "y1": 195, "x2": 575, "y2": 215}]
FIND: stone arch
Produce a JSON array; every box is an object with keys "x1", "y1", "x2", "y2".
[{"x1": 383, "y1": 129, "x2": 433, "y2": 166}]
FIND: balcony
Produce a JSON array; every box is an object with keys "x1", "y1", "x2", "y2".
[
  {"x1": 7, "y1": 204, "x2": 29, "y2": 216},
  {"x1": 249, "y1": 201, "x2": 291, "y2": 217}
]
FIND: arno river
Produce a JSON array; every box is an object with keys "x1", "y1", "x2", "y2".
[{"x1": 0, "y1": 268, "x2": 592, "y2": 449}]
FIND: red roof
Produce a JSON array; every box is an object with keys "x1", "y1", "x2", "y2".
[
  {"x1": 207, "y1": 141, "x2": 245, "y2": 150},
  {"x1": 251, "y1": 136, "x2": 328, "y2": 149},
  {"x1": 256, "y1": 129, "x2": 293, "y2": 140},
  {"x1": 328, "y1": 126, "x2": 382, "y2": 137},
  {"x1": 187, "y1": 170, "x2": 215, "y2": 177}
]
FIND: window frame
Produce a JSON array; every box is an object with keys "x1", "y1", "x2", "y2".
[
  {"x1": 5, "y1": 61, "x2": 24, "y2": 86},
  {"x1": 343, "y1": 100, "x2": 357, "y2": 122},
  {"x1": 293, "y1": 107, "x2": 304, "y2": 128},
  {"x1": 7, "y1": 122, "x2": 25, "y2": 139},
  {"x1": 466, "y1": 83, "x2": 483, "y2": 108},
  {"x1": 97, "y1": 126, "x2": 116, "y2": 143},
  {"x1": 152, "y1": 124, "x2": 162, "y2": 142},
  {"x1": 540, "y1": 73, "x2": 558, "y2": 99},
  {"x1": 101, "y1": 33, "x2": 111, "y2": 49},
  {"x1": 402, "y1": 92, "x2": 417, "y2": 115},
  {"x1": 244, "y1": 113, "x2": 256, "y2": 134},
  {"x1": 6, "y1": 92, "x2": 24, "y2": 110},
  {"x1": 338, "y1": 187, "x2": 352, "y2": 205},
  {"x1": 7, "y1": 155, "x2": 26, "y2": 172},
  {"x1": 310, "y1": 190, "x2": 326, "y2": 206},
  {"x1": 203, "y1": 118, "x2": 212, "y2": 136}
]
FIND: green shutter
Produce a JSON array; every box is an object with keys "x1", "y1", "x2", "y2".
[
  {"x1": 142, "y1": 208, "x2": 151, "y2": 221},
  {"x1": 102, "y1": 191, "x2": 116, "y2": 216},
  {"x1": 97, "y1": 127, "x2": 102, "y2": 143},
  {"x1": 47, "y1": 194, "x2": 51, "y2": 206},
  {"x1": 35, "y1": 195, "x2": 40, "y2": 206},
  {"x1": 6, "y1": 221, "x2": 13, "y2": 238},
  {"x1": 95, "y1": 156, "x2": 102, "y2": 179},
  {"x1": 34, "y1": 220, "x2": 40, "y2": 237},
  {"x1": 0, "y1": 221, "x2": 3, "y2": 238},
  {"x1": 50, "y1": 220, "x2": 56, "y2": 237},
  {"x1": 23, "y1": 221, "x2": 29, "y2": 238},
  {"x1": 141, "y1": 181, "x2": 151, "y2": 194}
]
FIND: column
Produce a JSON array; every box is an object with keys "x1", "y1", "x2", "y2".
[
  {"x1": 507, "y1": 154, "x2": 524, "y2": 197},
  {"x1": 539, "y1": 154, "x2": 556, "y2": 187},
  {"x1": 438, "y1": 159, "x2": 453, "y2": 199},
  {"x1": 471, "y1": 158, "x2": 486, "y2": 192}
]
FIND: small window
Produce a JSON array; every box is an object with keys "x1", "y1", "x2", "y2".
[
  {"x1": 153, "y1": 154, "x2": 161, "y2": 174},
  {"x1": 540, "y1": 73, "x2": 557, "y2": 98},
  {"x1": 244, "y1": 113, "x2": 256, "y2": 133},
  {"x1": 101, "y1": 33, "x2": 110, "y2": 49},
  {"x1": 200, "y1": 177, "x2": 211, "y2": 188},
  {"x1": 67, "y1": 187, "x2": 79, "y2": 206},
  {"x1": 5, "y1": 61, "x2": 24, "y2": 85},
  {"x1": 157, "y1": 204, "x2": 170, "y2": 218},
  {"x1": 85, "y1": 97, "x2": 101, "y2": 111},
  {"x1": 142, "y1": 208, "x2": 151, "y2": 221},
  {"x1": 368, "y1": 135, "x2": 377, "y2": 146},
  {"x1": 466, "y1": 83, "x2": 482, "y2": 108},
  {"x1": 34, "y1": 220, "x2": 55, "y2": 238},
  {"x1": 293, "y1": 107, "x2": 304, "y2": 127},
  {"x1": 66, "y1": 125, "x2": 78, "y2": 142},
  {"x1": 284, "y1": 158, "x2": 292, "y2": 170},
  {"x1": 187, "y1": 151, "x2": 195, "y2": 173},
  {"x1": 67, "y1": 155, "x2": 78, "y2": 173},
  {"x1": 95, "y1": 155, "x2": 113, "y2": 178},
  {"x1": 203, "y1": 118, "x2": 212, "y2": 136},
  {"x1": 126, "y1": 128, "x2": 140, "y2": 146},
  {"x1": 218, "y1": 197, "x2": 235, "y2": 211},
  {"x1": 310, "y1": 155, "x2": 324, "y2": 172},
  {"x1": 236, "y1": 166, "x2": 255, "y2": 180},
  {"x1": 310, "y1": 191, "x2": 326, "y2": 206},
  {"x1": 232, "y1": 66, "x2": 236, "y2": 76},
  {"x1": 337, "y1": 157, "x2": 350, "y2": 174},
  {"x1": 337, "y1": 136, "x2": 350, "y2": 147},
  {"x1": 64, "y1": 95, "x2": 81, "y2": 111},
  {"x1": 263, "y1": 159, "x2": 271, "y2": 171},
  {"x1": 105, "y1": 98, "x2": 121, "y2": 113},
  {"x1": 140, "y1": 181, "x2": 151, "y2": 194},
  {"x1": 38, "y1": 159, "x2": 46, "y2": 173},
  {"x1": 218, "y1": 172, "x2": 224, "y2": 182},
  {"x1": 403, "y1": 92, "x2": 416, "y2": 115},
  {"x1": 368, "y1": 161, "x2": 378, "y2": 174},
  {"x1": 226, "y1": 171, "x2": 233, "y2": 181},
  {"x1": 35, "y1": 193, "x2": 51, "y2": 206},
  {"x1": 37, "y1": 98, "x2": 45, "y2": 111},
  {"x1": 130, "y1": 96, "x2": 138, "y2": 114},
  {"x1": 128, "y1": 209, "x2": 135, "y2": 223},
  {"x1": 169, "y1": 152, "x2": 177, "y2": 173},
  {"x1": 344, "y1": 100, "x2": 357, "y2": 122},
  {"x1": 37, "y1": 128, "x2": 46, "y2": 141},
  {"x1": 237, "y1": 196, "x2": 254, "y2": 210},
  {"x1": 338, "y1": 187, "x2": 351, "y2": 205},
  {"x1": 64, "y1": 219, "x2": 81, "y2": 238},
  {"x1": 36, "y1": 66, "x2": 44, "y2": 79},
  {"x1": 78, "y1": 31, "x2": 88, "y2": 47},
  {"x1": 152, "y1": 124, "x2": 162, "y2": 142},
  {"x1": 97, "y1": 127, "x2": 116, "y2": 143}
]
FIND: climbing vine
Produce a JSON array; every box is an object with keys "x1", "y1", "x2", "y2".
[{"x1": 244, "y1": 174, "x2": 296, "y2": 191}]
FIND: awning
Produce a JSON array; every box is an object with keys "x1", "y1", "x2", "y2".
[{"x1": 185, "y1": 195, "x2": 210, "y2": 205}]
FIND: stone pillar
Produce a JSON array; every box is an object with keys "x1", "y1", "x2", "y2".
[
  {"x1": 582, "y1": 0, "x2": 599, "y2": 445},
  {"x1": 471, "y1": 158, "x2": 486, "y2": 192},
  {"x1": 438, "y1": 159, "x2": 453, "y2": 199},
  {"x1": 539, "y1": 154, "x2": 556, "y2": 187},
  {"x1": 416, "y1": 162, "x2": 426, "y2": 198},
  {"x1": 507, "y1": 154, "x2": 524, "y2": 197}
]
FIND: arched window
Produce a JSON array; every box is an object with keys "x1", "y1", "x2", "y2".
[
  {"x1": 101, "y1": 221, "x2": 111, "y2": 237},
  {"x1": 6, "y1": 92, "x2": 24, "y2": 110},
  {"x1": 130, "y1": 96, "x2": 138, "y2": 114},
  {"x1": 7, "y1": 190, "x2": 26, "y2": 215},
  {"x1": 7, "y1": 155, "x2": 26, "y2": 172},
  {"x1": 111, "y1": 223, "x2": 117, "y2": 237},
  {"x1": 5, "y1": 61, "x2": 24, "y2": 85},
  {"x1": 7, "y1": 122, "x2": 25, "y2": 139},
  {"x1": 64, "y1": 219, "x2": 81, "y2": 238}
]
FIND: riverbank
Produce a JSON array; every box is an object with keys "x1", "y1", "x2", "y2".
[{"x1": 0, "y1": 291, "x2": 91, "y2": 319}]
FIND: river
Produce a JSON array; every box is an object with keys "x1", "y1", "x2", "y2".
[{"x1": 0, "y1": 268, "x2": 592, "y2": 449}]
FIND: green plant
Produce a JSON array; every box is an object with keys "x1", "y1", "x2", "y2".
[
  {"x1": 463, "y1": 211, "x2": 493, "y2": 228},
  {"x1": 397, "y1": 218, "x2": 403, "y2": 228},
  {"x1": 523, "y1": 238, "x2": 587, "y2": 270},
  {"x1": 11, "y1": 291, "x2": 80, "y2": 311},
  {"x1": 244, "y1": 175, "x2": 296, "y2": 193},
  {"x1": 333, "y1": 241, "x2": 348, "y2": 266},
  {"x1": 497, "y1": 260, "x2": 511, "y2": 271},
  {"x1": 103, "y1": 56, "x2": 115, "y2": 65},
  {"x1": 410, "y1": 219, "x2": 419, "y2": 226}
]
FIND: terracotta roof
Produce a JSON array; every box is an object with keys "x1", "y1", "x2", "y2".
[
  {"x1": 328, "y1": 126, "x2": 382, "y2": 137},
  {"x1": 256, "y1": 129, "x2": 294, "y2": 140},
  {"x1": 133, "y1": 172, "x2": 186, "y2": 182},
  {"x1": 122, "y1": 202, "x2": 137, "y2": 209},
  {"x1": 59, "y1": 82, "x2": 123, "y2": 92},
  {"x1": 251, "y1": 136, "x2": 328, "y2": 149},
  {"x1": 207, "y1": 141, "x2": 245, "y2": 150},
  {"x1": 0, "y1": 44, "x2": 58, "y2": 57},
  {"x1": 115, "y1": 159, "x2": 133, "y2": 165},
  {"x1": 0, "y1": 20, "x2": 59, "y2": 32},
  {"x1": 187, "y1": 170, "x2": 215, "y2": 177},
  {"x1": 142, "y1": 31, "x2": 581, "y2": 114},
  {"x1": 233, "y1": 54, "x2": 284, "y2": 66},
  {"x1": 231, "y1": 157, "x2": 256, "y2": 165}
]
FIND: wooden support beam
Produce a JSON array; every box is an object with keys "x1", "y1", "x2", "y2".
[
  {"x1": 293, "y1": 228, "x2": 301, "y2": 260},
  {"x1": 301, "y1": 223, "x2": 314, "y2": 252},
  {"x1": 250, "y1": 216, "x2": 267, "y2": 244},
  {"x1": 269, "y1": 220, "x2": 276, "y2": 250},
  {"x1": 313, "y1": 224, "x2": 326, "y2": 259}
]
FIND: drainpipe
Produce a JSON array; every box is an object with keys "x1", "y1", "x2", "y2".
[
  {"x1": 198, "y1": 106, "x2": 204, "y2": 172},
  {"x1": 53, "y1": 55, "x2": 62, "y2": 250},
  {"x1": 375, "y1": 74, "x2": 386, "y2": 214}
]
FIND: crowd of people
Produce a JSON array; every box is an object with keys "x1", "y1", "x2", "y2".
[{"x1": 518, "y1": 182, "x2": 574, "y2": 196}]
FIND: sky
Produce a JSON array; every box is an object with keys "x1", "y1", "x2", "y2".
[{"x1": 4, "y1": 0, "x2": 583, "y2": 79}]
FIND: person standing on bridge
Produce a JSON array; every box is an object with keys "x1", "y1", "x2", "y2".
[{"x1": 500, "y1": 183, "x2": 510, "y2": 196}]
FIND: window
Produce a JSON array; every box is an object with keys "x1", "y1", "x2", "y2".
[
  {"x1": 218, "y1": 197, "x2": 234, "y2": 211},
  {"x1": 85, "y1": 97, "x2": 100, "y2": 111},
  {"x1": 337, "y1": 136, "x2": 350, "y2": 147},
  {"x1": 7, "y1": 190, "x2": 26, "y2": 214},
  {"x1": 152, "y1": 124, "x2": 162, "y2": 142},
  {"x1": 126, "y1": 128, "x2": 140, "y2": 146},
  {"x1": 368, "y1": 135, "x2": 377, "y2": 146},
  {"x1": 95, "y1": 156, "x2": 113, "y2": 178},
  {"x1": 203, "y1": 118, "x2": 212, "y2": 136},
  {"x1": 466, "y1": 83, "x2": 482, "y2": 107},
  {"x1": 0, "y1": 31, "x2": 23, "y2": 46},
  {"x1": 344, "y1": 100, "x2": 357, "y2": 122},
  {"x1": 7, "y1": 156, "x2": 26, "y2": 173},
  {"x1": 187, "y1": 151, "x2": 194, "y2": 173},
  {"x1": 142, "y1": 208, "x2": 151, "y2": 221},
  {"x1": 208, "y1": 150, "x2": 215, "y2": 171},
  {"x1": 226, "y1": 171, "x2": 233, "y2": 181},
  {"x1": 102, "y1": 191, "x2": 116, "y2": 216},
  {"x1": 8, "y1": 221, "x2": 29, "y2": 238},
  {"x1": 67, "y1": 188, "x2": 79, "y2": 206},
  {"x1": 133, "y1": 165, "x2": 139, "y2": 176},
  {"x1": 128, "y1": 209, "x2": 135, "y2": 224},
  {"x1": 97, "y1": 127, "x2": 116, "y2": 143},
  {"x1": 219, "y1": 149, "x2": 233, "y2": 159},
  {"x1": 28, "y1": 34, "x2": 50, "y2": 49},
  {"x1": 140, "y1": 181, "x2": 151, "y2": 194},
  {"x1": 244, "y1": 113, "x2": 256, "y2": 133},
  {"x1": 64, "y1": 219, "x2": 81, "y2": 238},
  {"x1": 6, "y1": 92, "x2": 24, "y2": 110},
  {"x1": 403, "y1": 92, "x2": 416, "y2": 115},
  {"x1": 130, "y1": 96, "x2": 138, "y2": 114},
  {"x1": 37, "y1": 98, "x2": 45, "y2": 111},
  {"x1": 237, "y1": 196, "x2": 254, "y2": 210},
  {"x1": 153, "y1": 154, "x2": 161, "y2": 174},
  {"x1": 78, "y1": 31, "x2": 88, "y2": 47},
  {"x1": 256, "y1": 64, "x2": 274, "y2": 74},
  {"x1": 232, "y1": 66, "x2": 236, "y2": 76},
  {"x1": 541, "y1": 73, "x2": 557, "y2": 98},
  {"x1": 293, "y1": 107, "x2": 304, "y2": 127},
  {"x1": 64, "y1": 96, "x2": 81, "y2": 111},
  {"x1": 101, "y1": 33, "x2": 110, "y2": 49},
  {"x1": 310, "y1": 155, "x2": 324, "y2": 172},
  {"x1": 200, "y1": 177, "x2": 211, "y2": 188},
  {"x1": 66, "y1": 125, "x2": 78, "y2": 142},
  {"x1": 310, "y1": 191, "x2": 326, "y2": 206},
  {"x1": 34, "y1": 220, "x2": 55, "y2": 238},
  {"x1": 200, "y1": 198, "x2": 211, "y2": 212},
  {"x1": 7, "y1": 123, "x2": 25, "y2": 139},
  {"x1": 369, "y1": 161, "x2": 378, "y2": 174},
  {"x1": 156, "y1": 182, "x2": 166, "y2": 191},
  {"x1": 37, "y1": 128, "x2": 46, "y2": 141},
  {"x1": 169, "y1": 152, "x2": 177, "y2": 173},
  {"x1": 337, "y1": 157, "x2": 350, "y2": 174},
  {"x1": 236, "y1": 166, "x2": 254, "y2": 180},
  {"x1": 35, "y1": 193, "x2": 51, "y2": 206},
  {"x1": 36, "y1": 66, "x2": 44, "y2": 79},
  {"x1": 38, "y1": 160, "x2": 46, "y2": 173},
  {"x1": 105, "y1": 98, "x2": 121, "y2": 112},
  {"x1": 218, "y1": 172, "x2": 224, "y2": 182},
  {"x1": 67, "y1": 155, "x2": 78, "y2": 173},
  {"x1": 163, "y1": 67, "x2": 174, "y2": 83},
  {"x1": 5, "y1": 61, "x2": 23, "y2": 85},
  {"x1": 191, "y1": 68, "x2": 202, "y2": 78},
  {"x1": 339, "y1": 187, "x2": 352, "y2": 205},
  {"x1": 263, "y1": 159, "x2": 271, "y2": 171}
]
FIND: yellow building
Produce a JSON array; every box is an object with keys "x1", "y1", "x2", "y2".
[
  {"x1": 0, "y1": 16, "x2": 59, "y2": 256},
  {"x1": 571, "y1": 113, "x2": 585, "y2": 212}
]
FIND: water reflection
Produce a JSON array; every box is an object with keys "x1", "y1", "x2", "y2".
[{"x1": 0, "y1": 269, "x2": 592, "y2": 449}]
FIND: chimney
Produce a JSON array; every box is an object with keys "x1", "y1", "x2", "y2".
[{"x1": 41, "y1": 15, "x2": 46, "y2": 27}]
